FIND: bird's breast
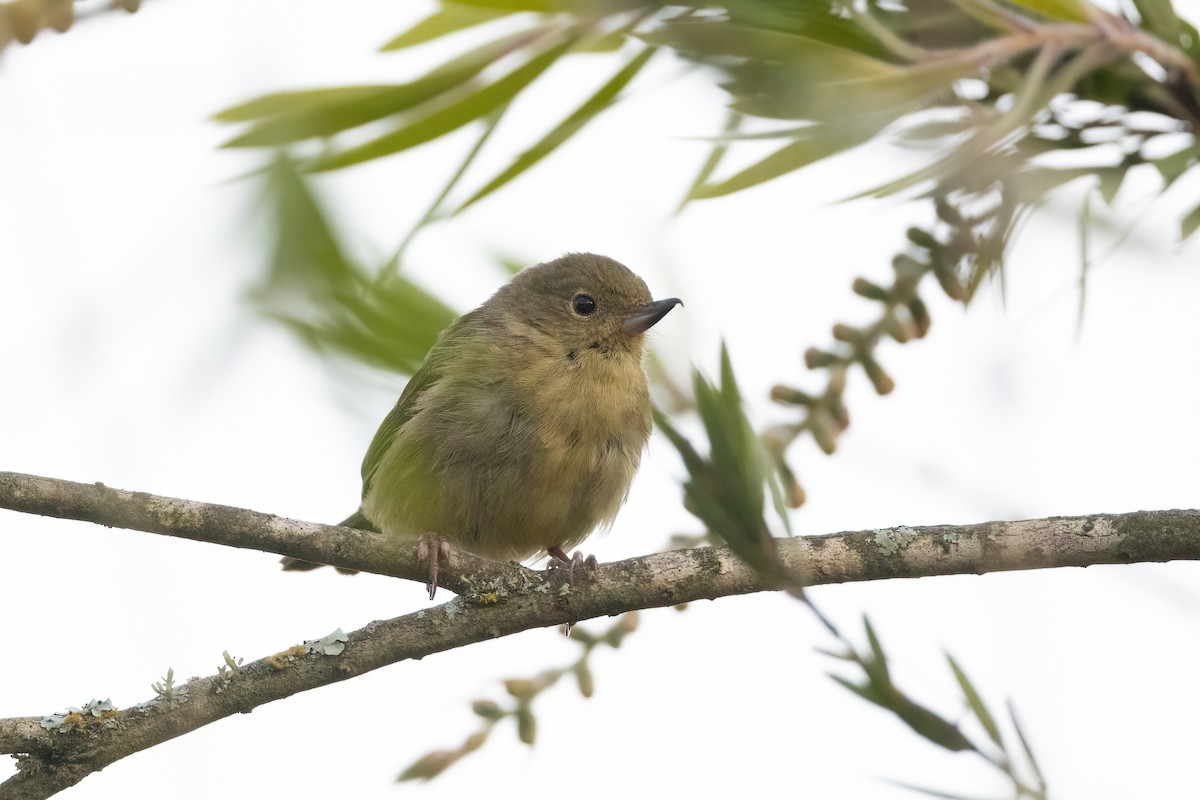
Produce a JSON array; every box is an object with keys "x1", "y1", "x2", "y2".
[{"x1": 519, "y1": 351, "x2": 652, "y2": 458}]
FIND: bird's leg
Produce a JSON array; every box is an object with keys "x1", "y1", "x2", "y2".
[
  {"x1": 547, "y1": 546, "x2": 598, "y2": 582},
  {"x1": 418, "y1": 534, "x2": 453, "y2": 600}
]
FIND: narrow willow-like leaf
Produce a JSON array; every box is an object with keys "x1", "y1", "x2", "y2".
[
  {"x1": 258, "y1": 153, "x2": 357, "y2": 294},
  {"x1": 641, "y1": 18, "x2": 895, "y2": 78},
  {"x1": 1181, "y1": 199, "x2": 1200, "y2": 239},
  {"x1": 309, "y1": 34, "x2": 577, "y2": 172},
  {"x1": 1077, "y1": 188, "x2": 1092, "y2": 338},
  {"x1": 677, "y1": 111, "x2": 741, "y2": 213},
  {"x1": 220, "y1": 27, "x2": 549, "y2": 147},
  {"x1": 215, "y1": 85, "x2": 400, "y2": 123},
  {"x1": 656, "y1": 347, "x2": 784, "y2": 574},
  {"x1": 450, "y1": 0, "x2": 561, "y2": 10},
  {"x1": 894, "y1": 700, "x2": 975, "y2": 752},
  {"x1": 1097, "y1": 165, "x2": 1126, "y2": 205},
  {"x1": 693, "y1": 124, "x2": 816, "y2": 143},
  {"x1": 1004, "y1": 0, "x2": 1090, "y2": 21},
  {"x1": 946, "y1": 655, "x2": 1003, "y2": 749},
  {"x1": 1007, "y1": 700, "x2": 1047, "y2": 790},
  {"x1": 384, "y1": 105, "x2": 510, "y2": 277},
  {"x1": 576, "y1": 30, "x2": 627, "y2": 53},
  {"x1": 717, "y1": 345, "x2": 768, "y2": 526},
  {"x1": 381, "y1": 4, "x2": 512, "y2": 50},
  {"x1": 456, "y1": 45, "x2": 656, "y2": 212},
  {"x1": 803, "y1": 59, "x2": 981, "y2": 122},
  {"x1": 691, "y1": 125, "x2": 872, "y2": 199},
  {"x1": 724, "y1": 0, "x2": 886, "y2": 57},
  {"x1": 255, "y1": 154, "x2": 456, "y2": 374},
  {"x1": 1150, "y1": 142, "x2": 1196, "y2": 186},
  {"x1": 651, "y1": 408, "x2": 707, "y2": 474},
  {"x1": 863, "y1": 617, "x2": 891, "y2": 683},
  {"x1": 1129, "y1": 0, "x2": 1185, "y2": 44},
  {"x1": 945, "y1": 0, "x2": 1030, "y2": 32},
  {"x1": 830, "y1": 675, "x2": 889, "y2": 709}
]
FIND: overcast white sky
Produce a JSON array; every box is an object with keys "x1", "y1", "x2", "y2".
[{"x1": 3, "y1": 1, "x2": 1200, "y2": 798}]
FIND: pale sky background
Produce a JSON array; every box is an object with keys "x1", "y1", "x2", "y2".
[{"x1": 3, "y1": 1, "x2": 1200, "y2": 798}]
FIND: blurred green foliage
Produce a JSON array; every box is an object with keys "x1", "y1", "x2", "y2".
[
  {"x1": 217, "y1": 0, "x2": 1198, "y2": 238},
  {"x1": 654, "y1": 345, "x2": 793, "y2": 579},
  {"x1": 253, "y1": 154, "x2": 457, "y2": 375},
  {"x1": 215, "y1": 0, "x2": 1199, "y2": 499},
  {"x1": 827, "y1": 617, "x2": 1050, "y2": 800}
]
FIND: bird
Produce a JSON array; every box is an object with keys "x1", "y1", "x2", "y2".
[{"x1": 282, "y1": 252, "x2": 681, "y2": 598}]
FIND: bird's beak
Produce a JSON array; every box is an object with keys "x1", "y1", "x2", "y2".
[{"x1": 623, "y1": 297, "x2": 682, "y2": 335}]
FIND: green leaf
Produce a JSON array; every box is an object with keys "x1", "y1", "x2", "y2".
[
  {"x1": 897, "y1": 116, "x2": 975, "y2": 144},
  {"x1": 214, "y1": 85, "x2": 399, "y2": 123},
  {"x1": 575, "y1": 30, "x2": 628, "y2": 53},
  {"x1": 253, "y1": 154, "x2": 457, "y2": 375},
  {"x1": 385, "y1": 105, "x2": 510, "y2": 271},
  {"x1": 1097, "y1": 166, "x2": 1126, "y2": 205},
  {"x1": 724, "y1": 0, "x2": 886, "y2": 57},
  {"x1": 893, "y1": 700, "x2": 975, "y2": 752},
  {"x1": 381, "y1": 4, "x2": 512, "y2": 50},
  {"x1": 308, "y1": 33, "x2": 577, "y2": 172},
  {"x1": 642, "y1": 18, "x2": 894, "y2": 77},
  {"x1": 1077, "y1": 188, "x2": 1092, "y2": 337},
  {"x1": 945, "y1": 0, "x2": 1031, "y2": 32},
  {"x1": 256, "y1": 152, "x2": 358, "y2": 297},
  {"x1": 1007, "y1": 700, "x2": 1047, "y2": 789},
  {"x1": 946, "y1": 655, "x2": 1003, "y2": 748},
  {"x1": 863, "y1": 617, "x2": 890, "y2": 682},
  {"x1": 652, "y1": 408, "x2": 707, "y2": 474},
  {"x1": 456, "y1": 45, "x2": 656, "y2": 212},
  {"x1": 449, "y1": 0, "x2": 562, "y2": 10},
  {"x1": 219, "y1": 27, "x2": 549, "y2": 147},
  {"x1": 691, "y1": 124, "x2": 871, "y2": 199},
  {"x1": 1128, "y1": 0, "x2": 1198, "y2": 59},
  {"x1": 1181, "y1": 200, "x2": 1200, "y2": 240},
  {"x1": 1150, "y1": 142, "x2": 1196, "y2": 186},
  {"x1": 397, "y1": 750, "x2": 458, "y2": 782},
  {"x1": 830, "y1": 674, "x2": 889, "y2": 709},
  {"x1": 811, "y1": 59, "x2": 980, "y2": 121},
  {"x1": 1004, "y1": 0, "x2": 1090, "y2": 21},
  {"x1": 676, "y1": 112, "x2": 739, "y2": 211},
  {"x1": 655, "y1": 346, "x2": 789, "y2": 577}
]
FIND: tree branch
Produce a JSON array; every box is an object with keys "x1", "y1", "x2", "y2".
[{"x1": 3, "y1": 470, "x2": 1199, "y2": 797}]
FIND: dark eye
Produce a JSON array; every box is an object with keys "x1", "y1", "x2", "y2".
[{"x1": 572, "y1": 294, "x2": 596, "y2": 316}]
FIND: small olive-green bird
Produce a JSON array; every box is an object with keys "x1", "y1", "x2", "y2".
[{"x1": 282, "y1": 253, "x2": 681, "y2": 596}]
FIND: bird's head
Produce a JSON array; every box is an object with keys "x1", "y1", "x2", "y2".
[{"x1": 485, "y1": 252, "x2": 681, "y2": 361}]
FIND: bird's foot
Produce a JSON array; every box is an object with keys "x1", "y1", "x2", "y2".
[
  {"x1": 418, "y1": 534, "x2": 453, "y2": 600},
  {"x1": 547, "y1": 546, "x2": 598, "y2": 582}
]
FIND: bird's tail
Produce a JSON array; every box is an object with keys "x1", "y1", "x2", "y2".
[{"x1": 279, "y1": 509, "x2": 377, "y2": 574}]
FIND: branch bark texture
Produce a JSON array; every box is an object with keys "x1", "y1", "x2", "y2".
[{"x1": 2, "y1": 470, "x2": 1199, "y2": 798}]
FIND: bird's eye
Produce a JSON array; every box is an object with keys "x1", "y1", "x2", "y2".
[{"x1": 572, "y1": 294, "x2": 597, "y2": 316}]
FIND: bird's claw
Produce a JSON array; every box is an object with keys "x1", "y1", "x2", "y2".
[
  {"x1": 418, "y1": 534, "x2": 452, "y2": 600},
  {"x1": 547, "y1": 547, "x2": 598, "y2": 582}
]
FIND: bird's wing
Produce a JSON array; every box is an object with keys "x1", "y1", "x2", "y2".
[{"x1": 359, "y1": 314, "x2": 473, "y2": 499}]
